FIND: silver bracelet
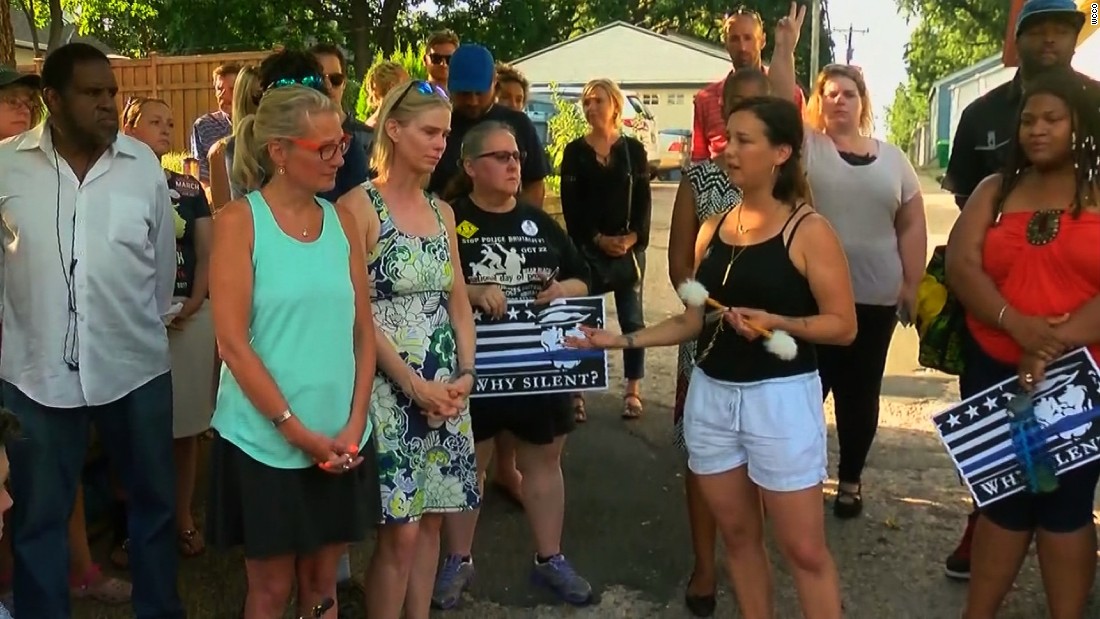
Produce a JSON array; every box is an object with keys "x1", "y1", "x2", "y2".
[
  {"x1": 271, "y1": 409, "x2": 293, "y2": 428},
  {"x1": 996, "y1": 304, "x2": 1009, "y2": 328}
]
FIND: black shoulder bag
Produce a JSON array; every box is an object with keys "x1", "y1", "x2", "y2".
[{"x1": 582, "y1": 139, "x2": 642, "y2": 295}]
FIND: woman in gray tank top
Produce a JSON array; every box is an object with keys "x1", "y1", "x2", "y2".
[{"x1": 766, "y1": 13, "x2": 927, "y2": 520}]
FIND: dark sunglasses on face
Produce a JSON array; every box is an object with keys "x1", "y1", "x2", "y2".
[
  {"x1": 325, "y1": 73, "x2": 346, "y2": 88},
  {"x1": 287, "y1": 133, "x2": 352, "y2": 161},
  {"x1": 391, "y1": 80, "x2": 450, "y2": 110},
  {"x1": 428, "y1": 53, "x2": 452, "y2": 66},
  {"x1": 477, "y1": 150, "x2": 525, "y2": 164}
]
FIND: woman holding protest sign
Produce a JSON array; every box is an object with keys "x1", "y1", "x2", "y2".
[
  {"x1": 428, "y1": 121, "x2": 594, "y2": 609},
  {"x1": 945, "y1": 67, "x2": 1100, "y2": 619}
]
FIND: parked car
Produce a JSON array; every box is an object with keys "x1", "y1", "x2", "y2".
[
  {"x1": 526, "y1": 85, "x2": 661, "y2": 177},
  {"x1": 656, "y1": 128, "x2": 691, "y2": 175}
]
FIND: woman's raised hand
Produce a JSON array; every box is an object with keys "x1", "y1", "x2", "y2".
[{"x1": 565, "y1": 325, "x2": 624, "y2": 350}]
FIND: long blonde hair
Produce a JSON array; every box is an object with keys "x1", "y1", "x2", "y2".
[
  {"x1": 232, "y1": 85, "x2": 338, "y2": 191},
  {"x1": 231, "y1": 66, "x2": 262, "y2": 131},
  {"x1": 581, "y1": 78, "x2": 624, "y2": 128},
  {"x1": 804, "y1": 64, "x2": 874, "y2": 136},
  {"x1": 370, "y1": 80, "x2": 452, "y2": 182}
]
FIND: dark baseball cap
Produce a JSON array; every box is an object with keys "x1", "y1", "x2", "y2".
[
  {"x1": 1015, "y1": 0, "x2": 1086, "y2": 37},
  {"x1": 0, "y1": 65, "x2": 41, "y2": 89},
  {"x1": 448, "y1": 44, "x2": 495, "y2": 94}
]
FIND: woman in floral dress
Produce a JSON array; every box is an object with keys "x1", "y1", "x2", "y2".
[{"x1": 340, "y1": 80, "x2": 478, "y2": 619}]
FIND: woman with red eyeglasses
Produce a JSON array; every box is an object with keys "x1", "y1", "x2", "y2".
[{"x1": 206, "y1": 84, "x2": 379, "y2": 618}]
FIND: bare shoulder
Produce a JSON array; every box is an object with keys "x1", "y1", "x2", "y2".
[
  {"x1": 789, "y1": 210, "x2": 842, "y2": 253},
  {"x1": 213, "y1": 197, "x2": 252, "y2": 230},
  {"x1": 433, "y1": 196, "x2": 457, "y2": 226}
]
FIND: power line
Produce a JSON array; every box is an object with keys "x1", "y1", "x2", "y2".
[{"x1": 831, "y1": 23, "x2": 869, "y2": 64}]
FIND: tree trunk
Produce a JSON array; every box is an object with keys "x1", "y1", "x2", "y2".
[
  {"x1": 45, "y1": 0, "x2": 62, "y2": 53},
  {"x1": 16, "y1": 0, "x2": 40, "y2": 58},
  {"x1": 0, "y1": 0, "x2": 15, "y2": 66}
]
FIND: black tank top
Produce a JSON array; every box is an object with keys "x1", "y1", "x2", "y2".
[{"x1": 695, "y1": 205, "x2": 819, "y2": 382}]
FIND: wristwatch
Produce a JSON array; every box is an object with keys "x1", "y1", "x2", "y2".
[{"x1": 271, "y1": 409, "x2": 294, "y2": 427}]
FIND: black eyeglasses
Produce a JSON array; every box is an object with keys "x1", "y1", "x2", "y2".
[
  {"x1": 428, "y1": 53, "x2": 452, "y2": 66},
  {"x1": 265, "y1": 74, "x2": 326, "y2": 93},
  {"x1": 325, "y1": 73, "x2": 346, "y2": 88},
  {"x1": 476, "y1": 150, "x2": 525, "y2": 164},
  {"x1": 391, "y1": 80, "x2": 450, "y2": 110}
]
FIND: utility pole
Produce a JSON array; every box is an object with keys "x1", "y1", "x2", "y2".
[
  {"x1": 810, "y1": 0, "x2": 822, "y2": 79},
  {"x1": 831, "y1": 23, "x2": 869, "y2": 64}
]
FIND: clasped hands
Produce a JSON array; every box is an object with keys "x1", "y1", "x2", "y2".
[
  {"x1": 408, "y1": 372, "x2": 474, "y2": 425},
  {"x1": 1005, "y1": 310, "x2": 1072, "y2": 391},
  {"x1": 595, "y1": 232, "x2": 637, "y2": 258}
]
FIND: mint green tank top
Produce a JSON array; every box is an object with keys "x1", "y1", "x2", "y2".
[{"x1": 212, "y1": 191, "x2": 369, "y2": 469}]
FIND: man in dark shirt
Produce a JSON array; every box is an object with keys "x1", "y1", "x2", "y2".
[
  {"x1": 939, "y1": 0, "x2": 1088, "y2": 583},
  {"x1": 428, "y1": 44, "x2": 549, "y2": 207}
]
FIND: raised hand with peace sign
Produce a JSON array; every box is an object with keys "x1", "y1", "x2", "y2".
[{"x1": 774, "y1": 2, "x2": 808, "y2": 51}]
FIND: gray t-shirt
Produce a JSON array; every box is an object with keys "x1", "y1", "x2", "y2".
[{"x1": 804, "y1": 132, "x2": 920, "y2": 306}]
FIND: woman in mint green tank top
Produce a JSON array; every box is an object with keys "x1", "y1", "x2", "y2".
[
  {"x1": 338, "y1": 80, "x2": 479, "y2": 619},
  {"x1": 204, "y1": 85, "x2": 380, "y2": 617}
]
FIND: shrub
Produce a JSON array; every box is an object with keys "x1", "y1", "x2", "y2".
[
  {"x1": 356, "y1": 43, "x2": 429, "y2": 121},
  {"x1": 545, "y1": 82, "x2": 587, "y2": 174},
  {"x1": 162, "y1": 151, "x2": 187, "y2": 174}
]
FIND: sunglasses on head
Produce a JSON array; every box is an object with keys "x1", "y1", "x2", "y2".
[
  {"x1": 476, "y1": 150, "x2": 525, "y2": 164},
  {"x1": 265, "y1": 74, "x2": 326, "y2": 93},
  {"x1": 725, "y1": 6, "x2": 763, "y2": 25},
  {"x1": 285, "y1": 133, "x2": 352, "y2": 161},
  {"x1": 391, "y1": 80, "x2": 449, "y2": 110},
  {"x1": 428, "y1": 53, "x2": 452, "y2": 66}
]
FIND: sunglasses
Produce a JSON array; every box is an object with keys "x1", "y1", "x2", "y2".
[
  {"x1": 391, "y1": 80, "x2": 449, "y2": 110},
  {"x1": 477, "y1": 150, "x2": 525, "y2": 164},
  {"x1": 725, "y1": 6, "x2": 763, "y2": 26},
  {"x1": 325, "y1": 73, "x2": 346, "y2": 88},
  {"x1": 822, "y1": 63, "x2": 864, "y2": 76},
  {"x1": 286, "y1": 133, "x2": 352, "y2": 161},
  {"x1": 428, "y1": 53, "x2": 452, "y2": 66},
  {"x1": 265, "y1": 74, "x2": 326, "y2": 93}
]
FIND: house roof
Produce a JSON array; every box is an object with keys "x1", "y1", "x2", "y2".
[
  {"x1": 9, "y1": 6, "x2": 117, "y2": 56},
  {"x1": 509, "y1": 21, "x2": 728, "y2": 65}
]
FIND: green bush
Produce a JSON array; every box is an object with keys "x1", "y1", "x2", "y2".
[
  {"x1": 343, "y1": 77, "x2": 362, "y2": 115},
  {"x1": 162, "y1": 151, "x2": 187, "y2": 174},
  {"x1": 544, "y1": 174, "x2": 561, "y2": 196},
  {"x1": 545, "y1": 83, "x2": 588, "y2": 174},
  {"x1": 355, "y1": 43, "x2": 429, "y2": 121}
]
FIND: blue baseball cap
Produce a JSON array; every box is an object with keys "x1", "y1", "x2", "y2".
[
  {"x1": 1015, "y1": 0, "x2": 1086, "y2": 37},
  {"x1": 448, "y1": 44, "x2": 495, "y2": 94}
]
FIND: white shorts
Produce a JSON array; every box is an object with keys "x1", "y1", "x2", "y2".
[{"x1": 683, "y1": 367, "x2": 827, "y2": 492}]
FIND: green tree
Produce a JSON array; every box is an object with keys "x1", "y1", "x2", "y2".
[{"x1": 887, "y1": 0, "x2": 1008, "y2": 153}]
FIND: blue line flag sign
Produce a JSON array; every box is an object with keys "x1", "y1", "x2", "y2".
[
  {"x1": 933, "y1": 348, "x2": 1100, "y2": 507},
  {"x1": 472, "y1": 296, "x2": 609, "y2": 398}
]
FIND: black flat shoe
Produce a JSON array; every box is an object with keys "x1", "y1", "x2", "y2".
[
  {"x1": 833, "y1": 483, "x2": 863, "y2": 519},
  {"x1": 684, "y1": 591, "x2": 717, "y2": 617}
]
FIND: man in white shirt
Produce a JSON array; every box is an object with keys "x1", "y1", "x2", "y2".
[{"x1": 0, "y1": 43, "x2": 183, "y2": 618}]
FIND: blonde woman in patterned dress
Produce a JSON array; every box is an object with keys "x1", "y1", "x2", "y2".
[
  {"x1": 340, "y1": 80, "x2": 479, "y2": 619},
  {"x1": 667, "y1": 67, "x2": 765, "y2": 618}
]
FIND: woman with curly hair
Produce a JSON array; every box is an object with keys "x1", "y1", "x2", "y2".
[{"x1": 946, "y1": 67, "x2": 1100, "y2": 619}]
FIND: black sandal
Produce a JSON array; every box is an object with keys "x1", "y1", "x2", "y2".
[{"x1": 833, "y1": 484, "x2": 863, "y2": 519}]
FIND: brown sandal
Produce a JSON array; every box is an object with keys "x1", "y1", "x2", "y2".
[
  {"x1": 178, "y1": 528, "x2": 206, "y2": 557},
  {"x1": 572, "y1": 394, "x2": 587, "y2": 423},
  {"x1": 622, "y1": 393, "x2": 643, "y2": 420}
]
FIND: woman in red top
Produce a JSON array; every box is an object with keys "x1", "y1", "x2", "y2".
[{"x1": 946, "y1": 68, "x2": 1100, "y2": 619}]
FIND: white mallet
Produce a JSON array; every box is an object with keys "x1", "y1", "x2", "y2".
[{"x1": 676, "y1": 279, "x2": 799, "y2": 361}]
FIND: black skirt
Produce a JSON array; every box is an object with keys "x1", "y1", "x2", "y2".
[{"x1": 206, "y1": 431, "x2": 381, "y2": 558}]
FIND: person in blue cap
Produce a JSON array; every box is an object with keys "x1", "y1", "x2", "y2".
[
  {"x1": 939, "y1": 0, "x2": 1090, "y2": 583},
  {"x1": 427, "y1": 44, "x2": 549, "y2": 208}
]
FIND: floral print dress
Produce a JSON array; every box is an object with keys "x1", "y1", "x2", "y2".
[{"x1": 364, "y1": 181, "x2": 480, "y2": 523}]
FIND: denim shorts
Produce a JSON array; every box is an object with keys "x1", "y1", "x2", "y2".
[{"x1": 963, "y1": 336, "x2": 1100, "y2": 533}]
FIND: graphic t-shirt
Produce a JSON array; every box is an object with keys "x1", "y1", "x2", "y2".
[
  {"x1": 453, "y1": 196, "x2": 590, "y2": 415},
  {"x1": 167, "y1": 171, "x2": 211, "y2": 298}
]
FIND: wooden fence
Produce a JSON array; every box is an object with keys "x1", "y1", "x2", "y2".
[{"x1": 19, "y1": 50, "x2": 272, "y2": 153}]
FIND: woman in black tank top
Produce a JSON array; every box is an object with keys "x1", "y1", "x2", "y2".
[{"x1": 568, "y1": 96, "x2": 856, "y2": 619}]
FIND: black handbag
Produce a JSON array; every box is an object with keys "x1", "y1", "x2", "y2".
[{"x1": 582, "y1": 139, "x2": 641, "y2": 296}]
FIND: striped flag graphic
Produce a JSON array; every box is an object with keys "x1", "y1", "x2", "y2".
[
  {"x1": 472, "y1": 296, "x2": 608, "y2": 398},
  {"x1": 932, "y1": 348, "x2": 1100, "y2": 507}
]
